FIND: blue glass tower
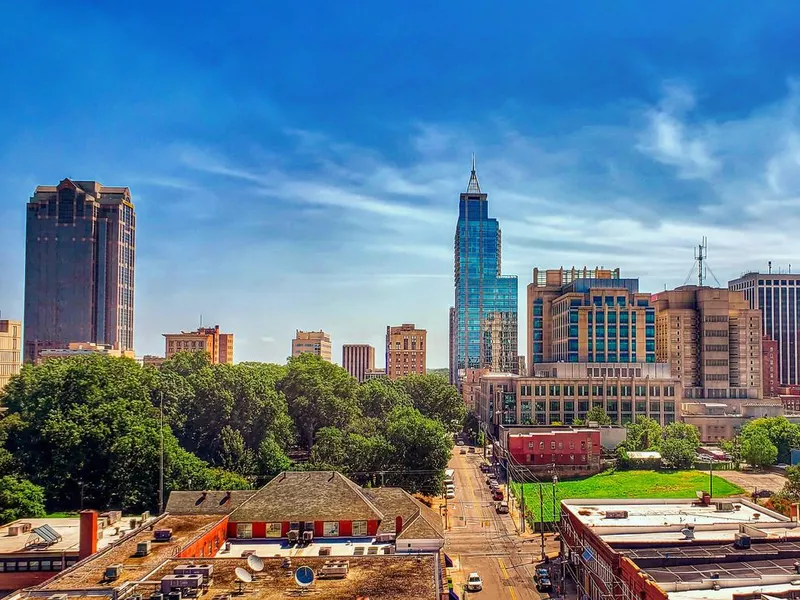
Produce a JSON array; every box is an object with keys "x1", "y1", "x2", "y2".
[{"x1": 453, "y1": 159, "x2": 518, "y2": 384}]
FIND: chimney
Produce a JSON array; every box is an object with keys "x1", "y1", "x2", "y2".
[
  {"x1": 395, "y1": 516, "x2": 403, "y2": 535},
  {"x1": 79, "y1": 510, "x2": 99, "y2": 560}
]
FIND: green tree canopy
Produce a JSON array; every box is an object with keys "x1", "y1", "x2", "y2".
[
  {"x1": 739, "y1": 417, "x2": 800, "y2": 464},
  {"x1": 0, "y1": 475, "x2": 46, "y2": 523},
  {"x1": 624, "y1": 416, "x2": 663, "y2": 451},
  {"x1": 584, "y1": 406, "x2": 612, "y2": 426},
  {"x1": 356, "y1": 378, "x2": 412, "y2": 420},
  {"x1": 277, "y1": 354, "x2": 360, "y2": 448},
  {"x1": 660, "y1": 438, "x2": 696, "y2": 469},
  {"x1": 740, "y1": 428, "x2": 778, "y2": 468},
  {"x1": 396, "y1": 373, "x2": 465, "y2": 431}
]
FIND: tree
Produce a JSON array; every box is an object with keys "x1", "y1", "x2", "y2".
[
  {"x1": 383, "y1": 406, "x2": 452, "y2": 493},
  {"x1": 739, "y1": 417, "x2": 800, "y2": 464},
  {"x1": 782, "y1": 465, "x2": 800, "y2": 500},
  {"x1": 257, "y1": 435, "x2": 291, "y2": 478},
  {"x1": 396, "y1": 374, "x2": 466, "y2": 431},
  {"x1": 356, "y1": 379, "x2": 411, "y2": 420},
  {"x1": 624, "y1": 417, "x2": 663, "y2": 451},
  {"x1": 311, "y1": 427, "x2": 347, "y2": 465},
  {"x1": 217, "y1": 426, "x2": 256, "y2": 475},
  {"x1": 660, "y1": 438, "x2": 696, "y2": 469},
  {"x1": 0, "y1": 475, "x2": 46, "y2": 523},
  {"x1": 584, "y1": 406, "x2": 612, "y2": 426},
  {"x1": 740, "y1": 428, "x2": 778, "y2": 468},
  {"x1": 277, "y1": 354, "x2": 360, "y2": 448},
  {"x1": 664, "y1": 422, "x2": 701, "y2": 446}
]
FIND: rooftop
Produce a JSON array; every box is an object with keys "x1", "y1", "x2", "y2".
[
  {"x1": 40, "y1": 515, "x2": 221, "y2": 590},
  {"x1": 0, "y1": 517, "x2": 136, "y2": 556},
  {"x1": 143, "y1": 556, "x2": 439, "y2": 600}
]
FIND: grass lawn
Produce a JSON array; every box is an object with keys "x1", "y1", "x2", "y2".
[
  {"x1": 512, "y1": 469, "x2": 745, "y2": 522},
  {"x1": 44, "y1": 511, "x2": 79, "y2": 518}
]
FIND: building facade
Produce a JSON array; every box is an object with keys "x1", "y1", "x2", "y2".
[
  {"x1": 448, "y1": 306, "x2": 456, "y2": 385},
  {"x1": 453, "y1": 159, "x2": 518, "y2": 384},
  {"x1": 341, "y1": 344, "x2": 375, "y2": 382},
  {"x1": 763, "y1": 335, "x2": 779, "y2": 397},
  {"x1": 478, "y1": 363, "x2": 680, "y2": 430},
  {"x1": 506, "y1": 428, "x2": 602, "y2": 475},
  {"x1": 24, "y1": 179, "x2": 135, "y2": 363},
  {"x1": 526, "y1": 267, "x2": 655, "y2": 374},
  {"x1": 164, "y1": 325, "x2": 233, "y2": 364},
  {"x1": 0, "y1": 319, "x2": 21, "y2": 391},
  {"x1": 291, "y1": 330, "x2": 332, "y2": 362},
  {"x1": 730, "y1": 272, "x2": 800, "y2": 385},
  {"x1": 652, "y1": 286, "x2": 762, "y2": 400},
  {"x1": 38, "y1": 342, "x2": 135, "y2": 363},
  {"x1": 386, "y1": 324, "x2": 426, "y2": 379}
]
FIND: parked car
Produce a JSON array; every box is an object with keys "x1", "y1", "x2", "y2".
[
  {"x1": 755, "y1": 489, "x2": 774, "y2": 498},
  {"x1": 492, "y1": 489, "x2": 504, "y2": 501},
  {"x1": 466, "y1": 572, "x2": 483, "y2": 592},
  {"x1": 445, "y1": 490, "x2": 455, "y2": 499},
  {"x1": 460, "y1": 448, "x2": 467, "y2": 454},
  {"x1": 534, "y1": 568, "x2": 549, "y2": 583},
  {"x1": 456, "y1": 440, "x2": 465, "y2": 446},
  {"x1": 468, "y1": 446, "x2": 476, "y2": 453},
  {"x1": 536, "y1": 577, "x2": 553, "y2": 592},
  {"x1": 496, "y1": 501, "x2": 509, "y2": 514}
]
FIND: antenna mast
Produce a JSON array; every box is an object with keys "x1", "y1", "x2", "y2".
[{"x1": 695, "y1": 237, "x2": 707, "y2": 287}]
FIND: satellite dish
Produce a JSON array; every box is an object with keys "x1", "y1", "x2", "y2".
[
  {"x1": 235, "y1": 567, "x2": 253, "y2": 583},
  {"x1": 247, "y1": 554, "x2": 264, "y2": 572},
  {"x1": 294, "y1": 566, "x2": 315, "y2": 588}
]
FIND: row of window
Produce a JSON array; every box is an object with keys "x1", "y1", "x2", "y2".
[
  {"x1": 0, "y1": 558, "x2": 75, "y2": 572},
  {"x1": 526, "y1": 439, "x2": 591, "y2": 450},
  {"x1": 519, "y1": 384, "x2": 675, "y2": 397},
  {"x1": 236, "y1": 521, "x2": 369, "y2": 539},
  {"x1": 520, "y1": 400, "x2": 676, "y2": 412}
]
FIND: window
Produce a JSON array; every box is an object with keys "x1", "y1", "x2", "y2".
[
  {"x1": 551, "y1": 441, "x2": 556, "y2": 450},
  {"x1": 237, "y1": 523, "x2": 253, "y2": 539},
  {"x1": 352, "y1": 520, "x2": 368, "y2": 536},
  {"x1": 323, "y1": 521, "x2": 340, "y2": 537},
  {"x1": 266, "y1": 522, "x2": 282, "y2": 538}
]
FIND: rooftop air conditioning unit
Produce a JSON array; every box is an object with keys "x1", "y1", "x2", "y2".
[
  {"x1": 681, "y1": 526, "x2": 695, "y2": 540},
  {"x1": 714, "y1": 502, "x2": 735, "y2": 512},
  {"x1": 105, "y1": 564, "x2": 124, "y2": 581},
  {"x1": 302, "y1": 530, "x2": 313, "y2": 543},
  {"x1": 604, "y1": 510, "x2": 629, "y2": 520},
  {"x1": 154, "y1": 528, "x2": 173, "y2": 541},
  {"x1": 734, "y1": 533, "x2": 751, "y2": 549},
  {"x1": 136, "y1": 541, "x2": 152, "y2": 556}
]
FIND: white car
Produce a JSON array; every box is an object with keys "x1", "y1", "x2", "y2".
[
  {"x1": 456, "y1": 440, "x2": 465, "y2": 446},
  {"x1": 466, "y1": 572, "x2": 483, "y2": 591},
  {"x1": 445, "y1": 490, "x2": 456, "y2": 499}
]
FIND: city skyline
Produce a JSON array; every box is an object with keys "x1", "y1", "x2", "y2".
[{"x1": 2, "y1": 2, "x2": 800, "y2": 365}]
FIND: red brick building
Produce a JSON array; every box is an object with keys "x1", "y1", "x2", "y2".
[
  {"x1": 763, "y1": 335, "x2": 779, "y2": 397},
  {"x1": 507, "y1": 428, "x2": 601, "y2": 474}
]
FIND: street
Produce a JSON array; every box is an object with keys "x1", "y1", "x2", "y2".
[{"x1": 444, "y1": 446, "x2": 545, "y2": 599}]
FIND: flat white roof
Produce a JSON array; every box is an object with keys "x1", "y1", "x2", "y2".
[
  {"x1": 668, "y1": 581, "x2": 800, "y2": 600},
  {"x1": 0, "y1": 517, "x2": 136, "y2": 555},
  {"x1": 563, "y1": 498, "x2": 787, "y2": 536}
]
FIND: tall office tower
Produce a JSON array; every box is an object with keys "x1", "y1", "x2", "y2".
[
  {"x1": 24, "y1": 179, "x2": 135, "y2": 363},
  {"x1": 0, "y1": 319, "x2": 21, "y2": 391},
  {"x1": 292, "y1": 330, "x2": 332, "y2": 362},
  {"x1": 448, "y1": 307, "x2": 456, "y2": 385},
  {"x1": 652, "y1": 286, "x2": 762, "y2": 400},
  {"x1": 342, "y1": 344, "x2": 375, "y2": 382},
  {"x1": 763, "y1": 335, "x2": 779, "y2": 397},
  {"x1": 729, "y1": 272, "x2": 800, "y2": 385},
  {"x1": 526, "y1": 267, "x2": 654, "y2": 374},
  {"x1": 453, "y1": 158, "x2": 518, "y2": 386},
  {"x1": 164, "y1": 325, "x2": 234, "y2": 364},
  {"x1": 386, "y1": 324, "x2": 426, "y2": 379}
]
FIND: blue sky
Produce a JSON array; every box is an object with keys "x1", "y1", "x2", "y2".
[{"x1": 2, "y1": 1, "x2": 800, "y2": 366}]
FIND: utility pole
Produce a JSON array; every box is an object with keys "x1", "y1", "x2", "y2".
[
  {"x1": 444, "y1": 491, "x2": 449, "y2": 530},
  {"x1": 710, "y1": 457, "x2": 714, "y2": 499},
  {"x1": 158, "y1": 391, "x2": 164, "y2": 515},
  {"x1": 539, "y1": 483, "x2": 545, "y2": 560},
  {"x1": 520, "y1": 481, "x2": 526, "y2": 533}
]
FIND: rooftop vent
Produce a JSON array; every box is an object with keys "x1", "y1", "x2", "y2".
[
  {"x1": 714, "y1": 502, "x2": 735, "y2": 512},
  {"x1": 681, "y1": 525, "x2": 695, "y2": 540},
  {"x1": 604, "y1": 510, "x2": 629, "y2": 520}
]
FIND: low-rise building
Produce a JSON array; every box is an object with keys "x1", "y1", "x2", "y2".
[
  {"x1": 164, "y1": 325, "x2": 233, "y2": 364},
  {"x1": 37, "y1": 342, "x2": 136, "y2": 363},
  {"x1": 141, "y1": 355, "x2": 166, "y2": 368},
  {"x1": 0, "y1": 511, "x2": 141, "y2": 594},
  {"x1": 478, "y1": 363, "x2": 681, "y2": 434},
  {"x1": 681, "y1": 400, "x2": 796, "y2": 442},
  {"x1": 7, "y1": 473, "x2": 446, "y2": 600},
  {"x1": 291, "y1": 330, "x2": 332, "y2": 362},
  {"x1": 560, "y1": 496, "x2": 800, "y2": 600},
  {"x1": 363, "y1": 368, "x2": 387, "y2": 380},
  {"x1": 505, "y1": 428, "x2": 602, "y2": 476}
]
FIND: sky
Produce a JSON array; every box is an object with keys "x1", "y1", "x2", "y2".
[{"x1": 2, "y1": 1, "x2": 800, "y2": 367}]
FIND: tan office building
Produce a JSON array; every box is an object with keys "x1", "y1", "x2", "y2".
[
  {"x1": 526, "y1": 266, "x2": 655, "y2": 374},
  {"x1": 292, "y1": 330, "x2": 332, "y2": 362},
  {"x1": 342, "y1": 344, "x2": 375, "y2": 382},
  {"x1": 652, "y1": 286, "x2": 762, "y2": 400},
  {"x1": 0, "y1": 319, "x2": 21, "y2": 391},
  {"x1": 38, "y1": 342, "x2": 136, "y2": 363},
  {"x1": 386, "y1": 324, "x2": 426, "y2": 379},
  {"x1": 478, "y1": 362, "x2": 680, "y2": 428},
  {"x1": 164, "y1": 325, "x2": 234, "y2": 364}
]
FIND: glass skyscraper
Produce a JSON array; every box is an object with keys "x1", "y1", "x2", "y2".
[{"x1": 452, "y1": 160, "x2": 518, "y2": 384}]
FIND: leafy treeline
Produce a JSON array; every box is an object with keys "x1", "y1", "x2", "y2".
[
  {"x1": 722, "y1": 416, "x2": 800, "y2": 468},
  {"x1": 614, "y1": 415, "x2": 701, "y2": 469},
  {"x1": 0, "y1": 352, "x2": 463, "y2": 516}
]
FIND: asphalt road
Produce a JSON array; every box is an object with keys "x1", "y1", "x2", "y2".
[{"x1": 444, "y1": 447, "x2": 545, "y2": 600}]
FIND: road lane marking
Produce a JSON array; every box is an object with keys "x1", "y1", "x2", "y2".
[{"x1": 498, "y1": 558, "x2": 519, "y2": 600}]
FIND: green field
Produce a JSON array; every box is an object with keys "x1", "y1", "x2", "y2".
[{"x1": 512, "y1": 469, "x2": 745, "y2": 522}]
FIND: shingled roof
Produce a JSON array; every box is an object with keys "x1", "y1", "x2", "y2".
[
  {"x1": 367, "y1": 488, "x2": 444, "y2": 541},
  {"x1": 166, "y1": 490, "x2": 256, "y2": 515},
  {"x1": 228, "y1": 471, "x2": 385, "y2": 523}
]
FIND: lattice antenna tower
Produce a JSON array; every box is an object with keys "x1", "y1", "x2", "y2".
[{"x1": 683, "y1": 237, "x2": 721, "y2": 287}]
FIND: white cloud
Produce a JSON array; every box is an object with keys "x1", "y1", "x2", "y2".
[{"x1": 260, "y1": 336, "x2": 275, "y2": 343}]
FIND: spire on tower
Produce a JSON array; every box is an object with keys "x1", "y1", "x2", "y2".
[{"x1": 466, "y1": 153, "x2": 481, "y2": 193}]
